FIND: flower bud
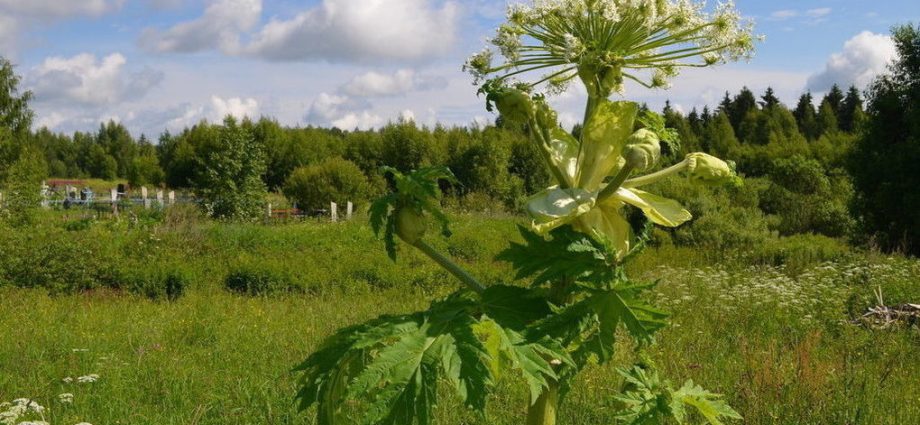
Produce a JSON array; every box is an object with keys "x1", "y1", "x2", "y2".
[
  {"x1": 395, "y1": 207, "x2": 427, "y2": 244},
  {"x1": 623, "y1": 129, "x2": 661, "y2": 171},
  {"x1": 685, "y1": 152, "x2": 738, "y2": 186},
  {"x1": 494, "y1": 88, "x2": 533, "y2": 125},
  {"x1": 534, "y1": 98, "x2": 558, "y2": 130}
]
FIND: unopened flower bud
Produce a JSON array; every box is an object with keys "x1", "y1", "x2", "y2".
[
  {"x1": 494, "y1": 88, "x2": 533, "y2": 125},
  {"x1": 534, "y1": 98, "x2": 558, "y2": 130},
  {"x1": 623, "y1": 129, "x2": 661, "y2": 171},
  {"x1": 685, "y1": 152, "x2": 738, "y2": 186},
  {"x1": 395, "y1": 207, "x2": 427, "y2": 244}
]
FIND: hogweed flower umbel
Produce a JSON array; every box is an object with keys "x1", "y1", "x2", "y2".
[{"x1": 466, "y1": 0, "x2": 759, "y2": 97}]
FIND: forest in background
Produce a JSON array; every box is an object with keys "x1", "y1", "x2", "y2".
[{"x1": 1, "y1": 24, "x2": 919, "y2": 254}]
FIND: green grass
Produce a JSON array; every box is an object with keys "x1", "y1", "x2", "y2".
[{"x1": 1, "y1": 213, "x2": 919, "y2": 424}]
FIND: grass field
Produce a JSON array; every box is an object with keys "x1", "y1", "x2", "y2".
[{"x1": 1, "y1": 213, "x2": 919, "y2": 424}]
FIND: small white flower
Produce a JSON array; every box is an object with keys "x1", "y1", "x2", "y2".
[
  {"x1": 62, "y1": 377, "x2": 74, "y2": 384},
  {"x1": 57, "y1": 393, "x2": 74, "y2": 404},
  {"x1": 76, "y1": 374, "x2": 99, "y2": 383},
  {"x1": 74, "y1": 422, "x2": 94, "y2": 425}
]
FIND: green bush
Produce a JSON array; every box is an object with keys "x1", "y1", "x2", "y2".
[
  {"x1": 121, "y1": 267, "x2": 188, "y2": 301},
  {"x1": 283, "y1": 157, "x2": 370, "y2": 212},
  {"x1": 224, "y1": 264, "x2": 299, "y2": 296},
  {"x1": 744, "y1": 233, "x2": 852, "y2": 272}
]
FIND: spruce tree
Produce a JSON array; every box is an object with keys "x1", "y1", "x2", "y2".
[
  {"x1": 817, "y1": 99, "x2": 839, "y2": 136},
  {"x1": 793, "y1": 92, "x2": 820, "y2": 140},
  {"x1": 760, "y1": 87, "x2": 781, "y2": 109},
  {"x1": 839, "y1": 86, "x2": 864, "y2": 132}
]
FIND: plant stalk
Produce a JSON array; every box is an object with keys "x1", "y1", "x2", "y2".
[
  {"x1": 412, "y1": 240, "x2": 486, "y2": 294},
  {"x1": 526, "y1": 380, "x2": 560, "y2": 425}
]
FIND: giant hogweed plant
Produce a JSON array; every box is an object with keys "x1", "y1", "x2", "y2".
[{"x1": 295, "y1": 1, "x2": 756, "y2": 424}]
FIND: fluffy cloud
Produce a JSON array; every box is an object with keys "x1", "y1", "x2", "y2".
[
  {"x1": 340, "y1": 69, "x2": 447, "y2": 97},
  {"x1": 163, "y1": 96, "x2": 259, "y2": 130},
  {"x1": 305, "y1": 93, "x2": 382, "y2": 130},
  {"x1": 0, "y1": 0, "x2": 123, "y2": 53},
  {"x1": 28, "y1": 53, "x2": 163, "y2": 106},
  {"x1": 0, "y1": 0, "x2": 122, "y2": 19},
  {"x1": 243, "y1": 0, "x2": 458, "y2": 62},
  {"x1": 806, "y1": 31, "x2": 897, "y2": 92},
  {"x1": 138, "y1": 0, "x2": 261, "y2": 53}
]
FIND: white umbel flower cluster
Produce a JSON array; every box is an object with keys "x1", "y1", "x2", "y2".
[{"x1": 466, "y1": 0, "x2": 759, "y2": 96}]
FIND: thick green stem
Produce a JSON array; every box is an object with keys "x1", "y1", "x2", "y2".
[
  {"x1": 411, "y1": 240, "x2": 486, "y2": 294},
  {"x1": 622, "y1": 159, "x2": 689, "y2": 188},
  {"x1": 526, "y1": 380, "x2": 560, "y2": 425},
  {"x1": 596, "y1": 164, "x2": 635, "y2": 202}
]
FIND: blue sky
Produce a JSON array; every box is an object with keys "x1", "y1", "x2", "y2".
[{"x1": 1, "y1": 0, "x2": 916, "y2": 137}]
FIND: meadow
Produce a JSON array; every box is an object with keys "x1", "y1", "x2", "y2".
[{"x1": 1, "y1": 210, "x2": 918, "y2": 424}]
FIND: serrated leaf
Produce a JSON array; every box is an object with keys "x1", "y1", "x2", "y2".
[
  {"x1": 672, "y1": 380, "x2": 742, "y2": 425},
  {"x1": 478, "y1": 285, "x2": 552, "y2": 331},
  {"x1": 530, "y1": 283, "x2": 668, "y2": 367},
  {"x1": 496, "y1": 225, "x2": 616, "y2": 286},
  {"x1": 295, "y1": 290, "x2": 499, "y2": 425},
  {"x1": 475, "y1": 317, "x2": 573, "y2": 404}
]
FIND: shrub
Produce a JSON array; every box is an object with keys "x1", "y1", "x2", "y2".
[
  {"x1": 282, "y1": 157, "x2": 369, "y2": 212},
  {"x1": 224, "y1": 263, "x2": 299, "y2": 296},
  {"x1": 121, "y1": 267, "x2": 188, "y2": 301}
]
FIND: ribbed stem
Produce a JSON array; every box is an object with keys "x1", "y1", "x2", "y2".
[
  {"x1": 412, "y1": 240, "x2": 486, "y2": 294},
  {"x1": 526, "y1": 380, "x2": 559, "y2": 425}
]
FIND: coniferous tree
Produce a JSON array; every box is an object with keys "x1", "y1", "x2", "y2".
[
  {"x1": 839, "y1": 86, "x2": 865, "y2": 132},
  {"x1": 793, "y1": 92, "x2": 820, "y2": 140},
  {"x1": 703, "y1": 112, "x2": 740, "y2": 158},
  {"x1": 760, "y1": 87, "x2": 781, "y2": 109},
  {"x1": 817, "y1": 99, "x2": 839, "y2": 136},
  {"x1": 822, "y1": 84, "x2": 845, "y2": 119},
  {"x1": 729, "y1": 87, "x2": 758, "y2": 133}
]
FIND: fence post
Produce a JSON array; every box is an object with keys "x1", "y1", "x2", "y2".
[
  {"x1": 168, "y1": 191, "x2": 176, "y2": 205},
  {"x1": 331, "y1": 202, "x2": 338, "y2": 222},
  {"x1": 156, "y1": 190, "x2": 164, "y2": 207},
  {"x1": 110, "y1": 188, "x2": 119, "y2": 215},
  {"x1": 40, "y1": 181, "x2": 50, "y2": 209},
  {"x1": 141, "y1": 186, "x2": 149, "y2": 209},
  {"x1": 267, "y1": 203, "x2": 272, "y2": 218},
  {"x1": 347, "y1": 201, "x2": 353, "y2": 220}
]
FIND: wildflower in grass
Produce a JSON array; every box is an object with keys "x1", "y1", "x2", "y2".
[
  {"x1": 76, "y1": 374, "x2": 99, "y2": 383},
  {"x1": 61, "y1": 377, "x2": 73, "y2": 383},
  {"x1": 74, "y1": 422, "x2": 93, "y2": 425},
  {"x1": 57, "y1": 393, "x2": 74, "y2": 404}
]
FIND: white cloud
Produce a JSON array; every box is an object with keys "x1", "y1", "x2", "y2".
[
  {"x1": 28, "y1": 53, "x2": 163, "y2": 106},
  {"x1": 805, "y1": 8, "x2": 832, "y2": 18},
  {"x1": 332, "y1": 111, "x2": 383, "y2": 130},
  {"x1": 399, "y1": 109, "x2": 416, "y2": 123},
  {"x1": 0, "y1": 0, "x2": 122, "y2": 19},
  {"x1": 769, "y1": 10, "x2": 798, "y2": 20},
  {"x1": 210, "y1": 95, "x2": 259, "y2": 120},
  {"x1": 138, "y1": 0, "x2": 262, "y2": 53},
  {"x1": 340, "y1": 69, "x2": 447, "y2": 97},
  {"x1": 806, "y1": 31, "x2": 897, "y2": 92},
  {"x1": 244, "y1": 0, "x2": 458, "y2": 62}
]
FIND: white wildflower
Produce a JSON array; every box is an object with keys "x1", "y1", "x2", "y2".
[
  {"x1": 61, "y1": 377, "x2": 74, "y2": 384},
  {"x1": 76, "y1": 374, "x2": 99, "y2": 383},
  {"x1": 57, "y1": 393, "x2": 74, "y2": 404}
]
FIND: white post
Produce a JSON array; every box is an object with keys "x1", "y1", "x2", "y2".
[
  {"x1": 156, "y1": 190, "x2": 164, "y2": 207},
  {"x1": 267, "y1": 203, "x2": 273, "y2": 218},
  {"x1": 40, "y1": 182, "x2": 50, "y2": 208},
  {"x1": 141, "y1": 186, "x2": 149, "y2": 209},
  {"x1": 346, "y1": 201, "x2": 353, "y2": 220},
  {"x1": 168, "y1": 191, "x2": 176, "y2": 205},
  {"x1": 110, "y1": 188, "x2": 119, "y2": 214},
  {"x1": 330, "y1": 202, "x2": 338, "y2": 222},
  {"x1": 0, "y1": 191, "x2": 4, "y2": 208}
]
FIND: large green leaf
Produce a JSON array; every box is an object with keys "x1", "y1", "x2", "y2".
[
  {"x1": 614, "y1": 366, "x2": 741, "y2": 425},
  {"x1": 531, "y1": 282, "x2": 668, "y2": 366},
  {"x1": 295, "y1": 288, "x2": 564, "y2": 424},
  {"x1": 496, "y1": 226, "x2": 617, "y2": 287}
]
